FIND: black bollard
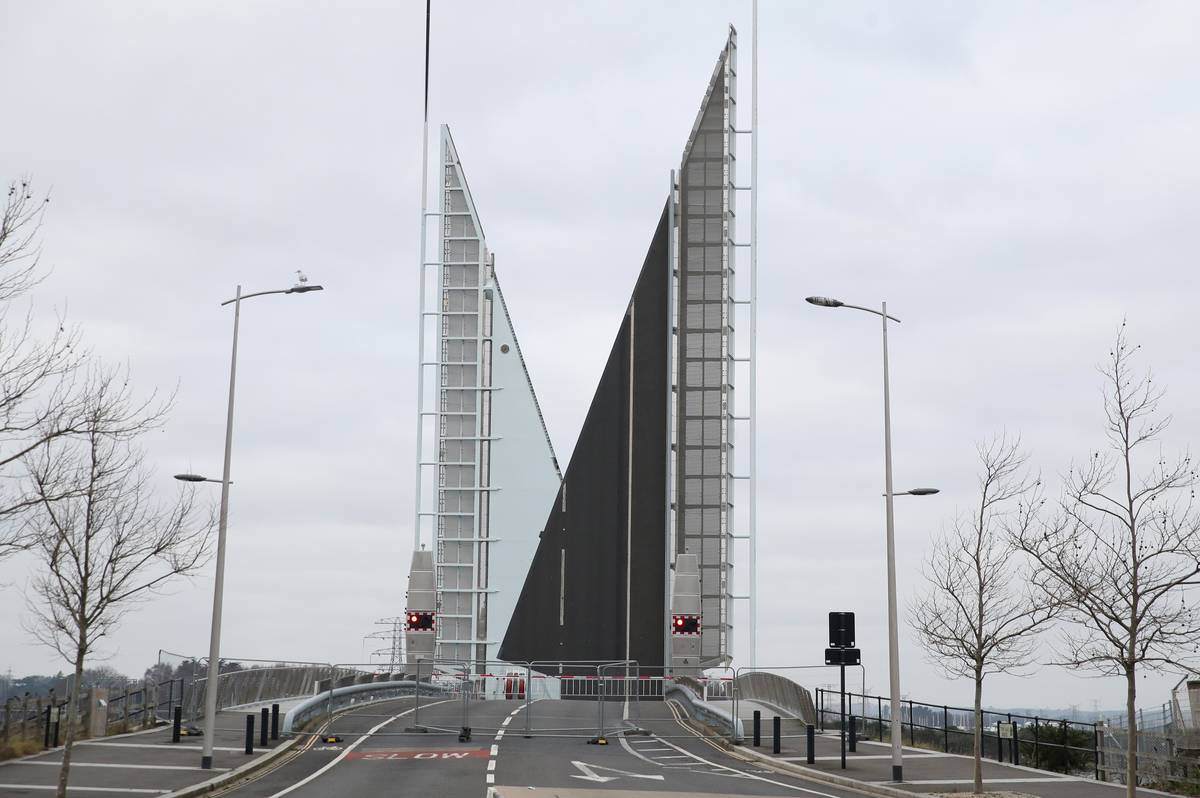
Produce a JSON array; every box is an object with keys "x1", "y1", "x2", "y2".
[
  {"x1": 245, "y1": 714, "x2": 254, "y2": 755},
  {"x1": 806, "y1": 723, "x2": 816, "y2": 764},
  {"x1": 753, "y1": 710, "x2": 761, "y2": 747},
  {"x1": 172, "y1": 706, "x2": 182, "y2": 743},
  {"x1": 44, "y1": 706, "x2": 52, "y2": 748},
  {"x1": 271, "y1": 704, "x2": 280, "y2": 740},
  {"x1": 260, "y1": 708, "x2": 269, "y2": 747},
  {"x1": 849, "y1": 715, "x2": 857, "y2": 752},
  {"x1": 772, "y1": 715, "x2": 781, "y2": 755}
]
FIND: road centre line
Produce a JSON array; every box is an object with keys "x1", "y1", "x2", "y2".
[
  {"x1": 490, "y1": 745, "x2": 498, "y2": 756},
  {"x1": 263, "y1": 698, "x2": 453, "y2": 798}
]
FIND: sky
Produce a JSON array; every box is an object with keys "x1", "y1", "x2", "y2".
[{"x1": 2, "y1": 0, "x2": 1199, "y2": 715}]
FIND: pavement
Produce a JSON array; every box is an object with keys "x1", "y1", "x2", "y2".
[
  {"x1": 735, "y1": 719, "x2": 1175, "y2": 798},
  {"x1": 0, "y1": 707, "x2": 292, "y2": 796}
]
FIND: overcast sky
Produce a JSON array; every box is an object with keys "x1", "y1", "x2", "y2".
[{"x1": 2, "y1": 1, "x2": 1199, "y2": 714}]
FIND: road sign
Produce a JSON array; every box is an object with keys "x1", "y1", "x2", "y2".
[{"x1": 824, "y1": 647, "x2": 861, "y2": 666}]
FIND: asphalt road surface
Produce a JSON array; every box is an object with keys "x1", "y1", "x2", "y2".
[{"x1": 211, "y1": 694, "x2": 873, "y2": 798}]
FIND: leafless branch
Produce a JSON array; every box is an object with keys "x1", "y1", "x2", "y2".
[{"x1": 1012, "y1": 324, "x2": 1200, "y2": 798}]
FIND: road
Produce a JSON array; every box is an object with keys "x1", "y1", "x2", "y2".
[{"x1": 210, "y1": 694, "x2": 872, "y2": 798}]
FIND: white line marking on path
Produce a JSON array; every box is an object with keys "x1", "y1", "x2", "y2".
[
  {"x1": 0, "y1": 786, "x2": 167, "y2": 794},
  {"x1": 73, "y1": 743, "x2": 248, "y2": 753},
  {"x1": 21, "y1": 762, "x2": 230, "y2": 772},
  {"x1": 879, "y1": 777, "x2": 1081, "y2": 785},
  {"x1": 263, "y1": 698, "x2": 453, "y2": 798},
  {"x1": 500, "y1": 717, "x2": 511, "y2": 727},
  {"x1": 490, "y1": 744, "x2": 498, "y2": 756}
]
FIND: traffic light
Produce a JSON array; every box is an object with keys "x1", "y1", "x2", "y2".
[
  {"x1": 405, "y1": 610, "x2": 435, "y2": 631},
  {"x1": 828, "y1": 611, "x2": 855, "y2": 649},
  {"x1": 671, "y1": 614, "x2": 701, "y2": 635}
]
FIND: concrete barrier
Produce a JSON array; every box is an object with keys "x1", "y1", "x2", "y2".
[
  {"x1": 734, "y1": 671, "x2": 817, "y2": 725},
  {"x1": 664, "y1": 681, "x2": 744, "y2": 741},
  {"x1": 281, "y1": 680, "x2": 452, "y2": 736}
]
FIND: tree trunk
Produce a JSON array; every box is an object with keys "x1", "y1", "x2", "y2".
[
  {"x1": 56, "y1": 647, "x2": 86, "y2": 798},
  {"x1": 974, "y1": 671, "x2": 984, "y2": 795},
  {"x1": 1126, "y1": 665, "x2": 1136, "y2": 798}
]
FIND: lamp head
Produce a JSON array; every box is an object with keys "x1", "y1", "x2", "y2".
[
  {"x1": 174, "y1": 473, "x2": 207, "y2": 483},
  {"x1": 907, "y1": 488, "x2": 940, "y2": 496},
  {"x1": 805, "y1": 296, "x2": 843, "y2": 308},
  {"x1": 286, "y1": 284, "x2": 324, "y2": 294}
]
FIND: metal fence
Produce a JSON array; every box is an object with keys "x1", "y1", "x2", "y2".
[{"x1": 815, "y1": 689, "x2": 1102, "y2": 779}]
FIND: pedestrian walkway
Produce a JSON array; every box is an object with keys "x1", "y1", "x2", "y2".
[
  {"x1": 0, "y1": 709, "x2": 288, "y2": 796},
  {"x1": 738, "y1": 727, "x2": 1174, "y2": 798}
]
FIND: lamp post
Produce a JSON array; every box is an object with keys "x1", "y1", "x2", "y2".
[
  {"x1": 805, "y1": 295, "x2": 936, "y2": 783},
  {"x1": 189, "y1": 278, "x2": 322, "y2": 769}
]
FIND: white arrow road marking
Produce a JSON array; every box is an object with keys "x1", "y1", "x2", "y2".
[{"x1": 569, "y1": 761, "x2": 665, "y2": 783}]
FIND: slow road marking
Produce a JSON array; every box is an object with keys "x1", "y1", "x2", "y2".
[{"x1": 346, "y1": 750, "x2": 487, "y2": 761}]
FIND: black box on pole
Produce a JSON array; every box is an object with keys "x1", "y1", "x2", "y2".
[{"x1": 828, "y1": 611, "x2": 856, "y2": 648}]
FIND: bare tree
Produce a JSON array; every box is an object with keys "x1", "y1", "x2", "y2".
[
  {"x1": 0, "y1": 177, "x2": 89, "y2": 557},
  {"x1": 910, "y1": 435, "x2": 1058, "y2": 795},
  {"x1": 1015, "y1": 325, "x2": 1200, "y2": 798},
  {"x1": 23, "y1": 370, "x2": 212, "y2": 798}
]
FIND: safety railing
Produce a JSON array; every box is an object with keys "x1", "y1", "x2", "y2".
[{"x1": 816, "y1": 689, "x2": 1102, "y2": 779}]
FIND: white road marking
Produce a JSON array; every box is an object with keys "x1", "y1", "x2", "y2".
[
  {"x1": 487, "y1": 760, "x2": 496, "y2": 771},
  {"x1": 569, "y1": 761, "x2": 664, "y2": 783},
  {"x1": 21, "y1": 762, "x2": 229, "y2": 772},
  {"x1": 486, "y1": 773, "x2": 495, "y2": 784},
  {"x1": 74, "y1": 743, "x2": 248, "y2": 753},
  {"x1": 659, "y1": 701, "x2": 847, "y2": 796},
  {"x1": 263, "y1": 698, "x2": 453, "y2": 798},
  {"x1": 879, "y1": 777, "x2": 1080, "y2": 785},
  {"x1": 500, "y1": 717, "x2": 511, "y2": 727},
  {"x1": 797, "y1": 753, "x2": 947, "y2": 761},
  {"x1": 490, "y1": 744, "x2": 498, "y2": 756},
  {"x1": 0, "y1": 787, "x2": 167, "y2": 794}
]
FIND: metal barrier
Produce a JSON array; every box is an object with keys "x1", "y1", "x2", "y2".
[{"x1": 815, "y1": 689, "x2": 1102, "y2": 779}]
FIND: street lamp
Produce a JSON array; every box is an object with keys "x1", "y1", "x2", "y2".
[
  {"x1": 194, "y1": 277, "x2": 323, "y2": 769},
  {"x1": 805, "y1": 294, "x2": 936, "y2": 783}
]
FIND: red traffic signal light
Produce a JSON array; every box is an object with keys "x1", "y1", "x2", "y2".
[
  {"x1": 671, "y1": 614, "x2": 700, "y2": 636},
  {"x1": 405, "y1": 610, "x2": 435, "y2": 631}
]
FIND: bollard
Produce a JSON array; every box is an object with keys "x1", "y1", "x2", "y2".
[
  {"x1": 753, "y1": 710, "x2": 761, "y2": 747},
  {"x1": 172, "y1": 706, "x2": 182, "y2": 743},
  {"x1": 245, "y1": 714, "x2": 254, "y2": 755},
  {"x1": 772, "y1": 715, "x2": 781, "y2": 755},
  {"x1": 43, "y1": 706, "x2": 51, "y2": 748},
  {"x1": 806, "y1": 723, "x2": 815, "y2": 764},
  {"x1": 849, "y1": 715, "x2": 857, "y2": 752},
  {"x1": 260, "y1": 708, "x2": 269, "y2": 747},
  {"x1": 271, "y1": 704, "x2": 280, "y2": 740}
]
